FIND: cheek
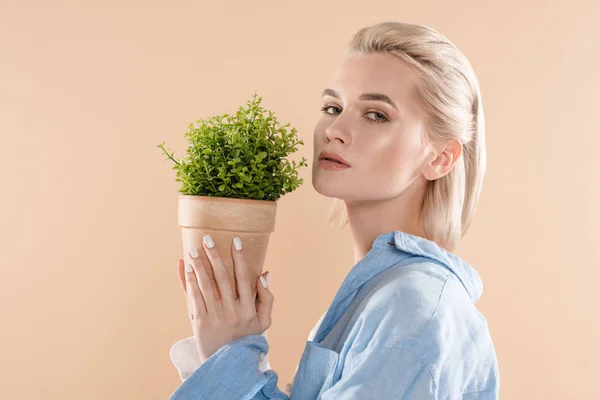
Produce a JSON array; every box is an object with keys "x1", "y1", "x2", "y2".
[{"x1": 365, "y1": 134, "x2": 426, "y2": 184}]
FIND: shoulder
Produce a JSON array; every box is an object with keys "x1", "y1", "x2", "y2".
[
  {"x1": 350, "y1": 260, "x2": 499, "y2": 393},
  {"x1": 349, "y1": 261, "x2": 455, "y2": 347},
  {"x1": 360, "y1": 261, "x2": 453, "y2": 314},
  {"x1": 352, "y1": 259, "x2": 495, "y2": 357}
]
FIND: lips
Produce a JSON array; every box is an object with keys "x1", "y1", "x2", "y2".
[
  {"x1": 322, "y1": 158, "x2": 344, "y2": 164},
  {"x1": 318, "y1": 151, "x2": 351, "y2": 167}
]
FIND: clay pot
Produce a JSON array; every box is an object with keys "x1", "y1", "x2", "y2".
[{"x1": 178, "y1": 194, "x2": 277, "y2": 300}]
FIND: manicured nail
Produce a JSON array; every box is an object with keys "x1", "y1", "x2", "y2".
[
  {"x1": 233, "y1": 237, "x2": 243, "y2": 251},
  {"x1": 185, "y1": 263, "x2": 193, "y2": 273},
  {"x1": 189, "y1": 247, "x2": 199, "y2": 258},
  {"x1": 266, "y1": 272, "x2": 270, "y2": 286},
  {"x1": 203, "y1": 235, "x2": 215, "y2": 248},
  {"x1": 260, "y1": 275, "x2": 268, "y2": 288}
]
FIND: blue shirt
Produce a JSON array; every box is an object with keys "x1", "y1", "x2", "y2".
[{"x1": 169, "y1": 230, "x2": 499, "y2": 399}]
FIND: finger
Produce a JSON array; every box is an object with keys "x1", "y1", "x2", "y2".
[
  {"x1": 202, "y1": 235, "x2": 235, "y2": 311},
  {"x1": 256, "y1": 271, "x2": 274, "y2": 332},
  {"x1": 191, "y1": 244, "x2": 221, "y2": 301},
  {"x1": 185, "y1": 262, "x2": 207, "y2": 319},
  {"x1": 177, "y1": 259, "x2": 186, "y2": 295},
  {"x1": 189, "y1": 247, "x2": 221, "y2": 314},
  {"x1": 231, "y1": 236, "x2": 253, "y2": 309}
]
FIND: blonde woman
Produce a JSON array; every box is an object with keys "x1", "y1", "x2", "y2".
[{"x1": 169, "y1": 21, "x2": 499, "y2": 399}]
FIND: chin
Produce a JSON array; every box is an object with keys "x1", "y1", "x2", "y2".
[
  {"x1": 311, "y1": 176, "x2": 357, "y2": 201},
  {"x1": 312, "y1": 163, "x2": 370, "y2": 201},
  {"x1": 313, "y1": 183, "x2": 341, "y2": 199},
  {"x1": 312, "y1": 173, "x2": 341, "y2": 198}
]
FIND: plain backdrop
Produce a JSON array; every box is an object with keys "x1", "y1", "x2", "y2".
[{"x1": 1, "y1": 0, "x2": 599, "y2": 399}]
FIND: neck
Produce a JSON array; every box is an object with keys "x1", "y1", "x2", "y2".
[{"x1": 345, "y1": 179, "x2": 428, "y2": 264}]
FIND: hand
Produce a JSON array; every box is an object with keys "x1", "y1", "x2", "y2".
[{"x1": 176, "y1": 235, "x2": 274, "y2": 363}]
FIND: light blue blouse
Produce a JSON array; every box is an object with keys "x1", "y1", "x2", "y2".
[{"x1": 169, "y1": 230, "x2": 499, "y2": 399}]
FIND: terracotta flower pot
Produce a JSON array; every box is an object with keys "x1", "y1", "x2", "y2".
[{"x1": 178, "y1": 194, "x2": 277, "y2": 300}]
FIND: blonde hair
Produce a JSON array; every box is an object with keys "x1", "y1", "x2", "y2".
[{"x1": 328, "y1": 21, "x2": 486, "y2": 251}]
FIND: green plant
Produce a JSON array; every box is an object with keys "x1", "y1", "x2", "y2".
[{"x1": 158, "y1": 93, "x2": 308, "y2": 201}]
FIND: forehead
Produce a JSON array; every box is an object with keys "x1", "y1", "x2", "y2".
[{"x1": 328, "y1": 52, "x2": 422, "y2": 108}]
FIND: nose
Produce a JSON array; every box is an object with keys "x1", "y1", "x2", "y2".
[{"x1": 324, "y1": 117, "x2": 352, "y2": 145}]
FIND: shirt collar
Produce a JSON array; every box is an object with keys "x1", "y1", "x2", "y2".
[{"x1": 384, "y1": 230, "x2": 483, "y2": 303}]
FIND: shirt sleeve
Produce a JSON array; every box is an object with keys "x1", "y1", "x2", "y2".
[
  {"x1": 168, "y1": 334, "x2": 289, "y2": 400},
  {"x1": 169, "y1": 330, "x2": 271, "y2": 381}
]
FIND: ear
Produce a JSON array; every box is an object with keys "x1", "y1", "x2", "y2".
[{"x1": 422, "y1": 139, "x2": 463, "y2": 181}]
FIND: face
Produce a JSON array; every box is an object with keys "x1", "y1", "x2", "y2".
[{"x1": 312, "y1": 52, "x2": 436, "y2": 203}]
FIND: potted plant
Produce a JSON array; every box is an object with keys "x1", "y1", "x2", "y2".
[{"x1": 158, "y1": 93, "x2": 307, "y2": 300}]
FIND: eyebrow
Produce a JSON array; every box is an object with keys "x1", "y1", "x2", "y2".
[{"x1": 322, "y1": 88, "x2": 399, "y2": 112}]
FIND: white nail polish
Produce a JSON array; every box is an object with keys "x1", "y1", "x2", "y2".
[
  {"x1": 260, "y1": 275, "x2": 268, "y2": 288},
  {"x1": 185, "y1": 263, "x2": 193, "y2": 273},
  {"x1": 189, "y1": 247, "x2": 199, "y2": 258},
  {"x1": 203, "y1": 235, "x2": 215, "y2": 248},
  {"x1": 266, "y1": 272, "x2": 270, "y2": 286},
  {"x1": 233, "y1": 237, "x2": 243, "y2": 251}
]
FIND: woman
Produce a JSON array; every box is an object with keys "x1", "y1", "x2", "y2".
[{"x1": 169, "y1": 21, "x2": 499, "y2": 399}]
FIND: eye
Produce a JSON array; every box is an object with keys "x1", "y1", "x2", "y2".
[
  {"x1": 366, "y1": 111, "x2": 389, "y2": 123},
  {"x1": 320, "y1": 105, "x2": 342, "y2": 115}
]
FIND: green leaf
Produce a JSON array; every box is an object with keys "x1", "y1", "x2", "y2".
[{"x1": 157, "y1": 93, "x2": 308, "y2": 200}]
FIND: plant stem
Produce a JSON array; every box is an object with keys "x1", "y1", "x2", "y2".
[{"x1": 158, "y1": 142, "x2": 182, "y2": 166}]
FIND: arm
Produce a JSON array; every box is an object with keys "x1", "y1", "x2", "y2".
[
  {"x1": 169, "y1": 307, "x2": 435, "y2": 400},
  {"x1": 169, "y1": 334, "x2": 288, "y2": 400}
]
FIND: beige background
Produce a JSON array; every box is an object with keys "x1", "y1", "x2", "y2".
[{"x1": 1, "y1": 0, "x2": 599, "y2": 399}]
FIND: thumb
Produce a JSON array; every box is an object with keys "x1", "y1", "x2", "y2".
[{"x1": 256, "y1": 271, "x2": 274, "y2": 333}]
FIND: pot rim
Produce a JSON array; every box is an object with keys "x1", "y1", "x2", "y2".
[{"x1": 178, "y1": 194, "x2": 278, "y2": 206}]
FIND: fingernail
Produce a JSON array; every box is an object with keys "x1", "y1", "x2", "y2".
[
  {"x1": 260, "y1": 275, "x2": 268, "y2": 288},
  {"x1": 233, "y1": 237, "x2": 243, "y2": 251},
  {"x1": 203, "y1": 235, "x2": 215, "y2": 249},
  {"x1": 266, "y1": 272, "x2": 270, "y2": 286},
  {"x1": 185, "y1": 263, "x2": 193, "y2": 273},
  {"x1": 189, "y1": 247, "x2": 199, "y2": 258}
]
